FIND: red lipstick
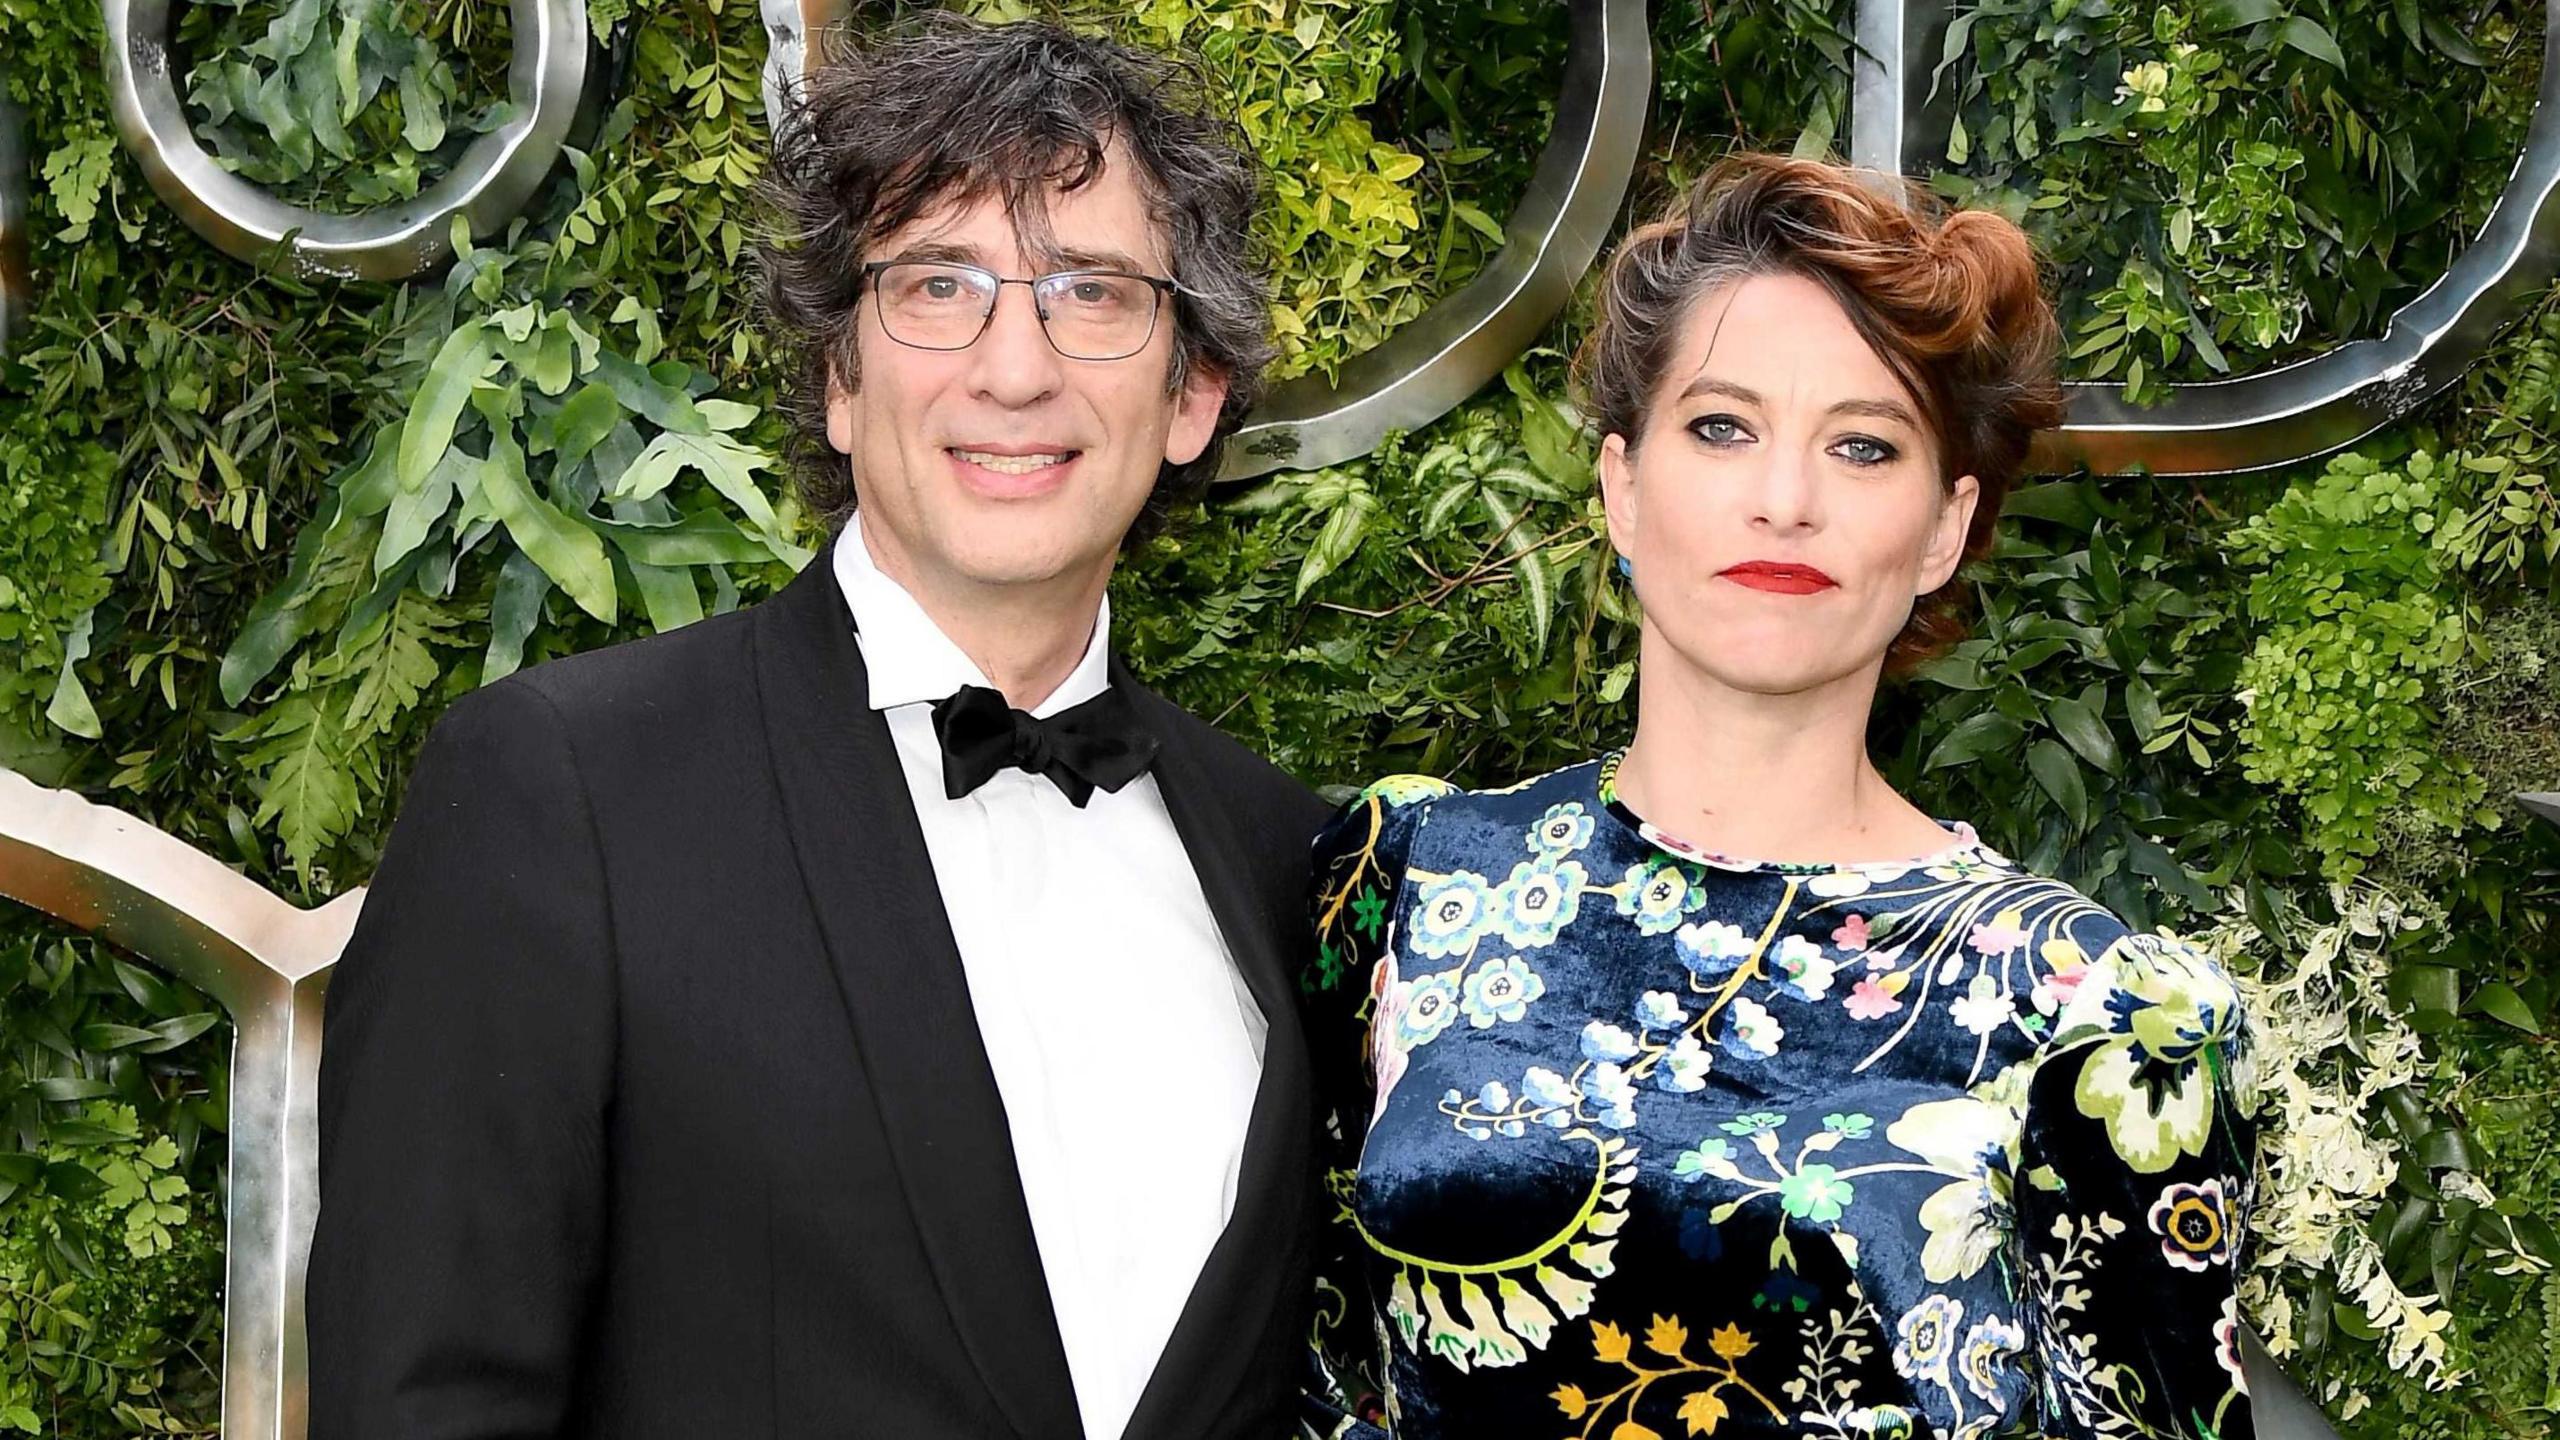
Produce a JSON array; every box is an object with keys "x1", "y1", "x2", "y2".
[{"x1": 1717, "y1": 560, "x2": 1837, "y2": 595}]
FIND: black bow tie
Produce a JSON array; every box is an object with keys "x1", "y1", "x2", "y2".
[{"x1": 928, "y1": 683, "x2": 1158, "y2": 808}]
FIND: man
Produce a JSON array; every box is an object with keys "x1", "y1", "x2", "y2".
[{"x1": 305, "y1": 18, "x2": 1329, "y2": 1439}]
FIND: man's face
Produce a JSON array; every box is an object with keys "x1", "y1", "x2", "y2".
[{"x1": 825, "y1": 147, "x2": 1227, "y2": 597}]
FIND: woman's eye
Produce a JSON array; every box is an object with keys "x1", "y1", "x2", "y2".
[
  {"x1": 1690, "y1": 414, "x2": 1749, "y2": 445},
  {"x1": 1834, "y1": 435, "x2": 1896, "y2": 466}
]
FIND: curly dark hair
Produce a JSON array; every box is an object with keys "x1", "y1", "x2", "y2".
[
  {"x1": 1574, "y1": 153, "x2": 2065, "y2": 677},
  {"x1": 755, "y1": 13, "x2": 1274, "y2": 534}
]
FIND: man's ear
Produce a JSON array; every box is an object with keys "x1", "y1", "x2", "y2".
[
  {"x1": 1599, "y1": 431, "x2": 1639, "y2": 566},
  {"x1": 1163, "y1": 361, "x2": 1230, "y2": 467},
  {"x1": 1918, "y1": 473, "x2": 1982, "y2": 594},
  {"x1": 824, "y1": 360, "x2": 856, "y2": 456}
]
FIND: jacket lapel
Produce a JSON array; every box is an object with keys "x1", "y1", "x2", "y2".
[
  {"x1": 750, "y1": 555, "x2": 1083, "y2": 1440},
  {"x1": 1116, "y1": 668, "x2": 1317, "y2": 1440}
]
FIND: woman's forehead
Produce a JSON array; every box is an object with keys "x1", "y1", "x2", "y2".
[{"x1": 1667, "y1": 274, "x2": 1921, "y2": 416}]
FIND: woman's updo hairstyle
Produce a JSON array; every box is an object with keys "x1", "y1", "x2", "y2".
[{"x1": 1573, "y1": 152, "x2": 2065, "y2": 675}]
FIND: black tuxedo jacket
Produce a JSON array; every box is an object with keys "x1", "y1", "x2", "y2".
[{"x1": 306, "y1": 550, "x2": 1332, "y2": 1439}]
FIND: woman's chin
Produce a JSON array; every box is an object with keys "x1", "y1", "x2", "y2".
[{"x1": 1673, "y1": 649, "x2": 1876, "y2": 700}]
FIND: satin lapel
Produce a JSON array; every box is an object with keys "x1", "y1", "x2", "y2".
[
  {"x1": 751, "y1": 556, "x2": 1082, "y2": 1440},
  {"x1": 1116, "y1": 667, "x2": 1317, "y2": 1440}
]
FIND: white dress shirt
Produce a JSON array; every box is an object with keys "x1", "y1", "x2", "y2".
[{"x1": 832, "y1": 516, "x2": 1268, "y2": 1440}]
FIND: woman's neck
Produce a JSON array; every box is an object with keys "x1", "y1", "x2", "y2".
[{"x1": 1612, "y1": 639, "x2": 1949, "y2": 867}]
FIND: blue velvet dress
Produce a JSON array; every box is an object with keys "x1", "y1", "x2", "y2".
[{"x1": 1303, "y1": 756, "x2": 2256, "y2": 1440}]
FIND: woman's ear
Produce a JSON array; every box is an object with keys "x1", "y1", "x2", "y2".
[
  {"x1": 1600, "y1": 431, "x2": 1639, "y2": 569},
  {"x1": 1918, "y1": 473, "x2": 1981, "y2": 594}
]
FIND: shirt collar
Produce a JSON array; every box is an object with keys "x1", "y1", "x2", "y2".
[{"x1": 831, "y1": 512, "x2": 1114, "y2": 719}]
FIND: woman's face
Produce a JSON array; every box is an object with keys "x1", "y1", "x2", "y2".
[{"x1": 1599, "y1": 271, "x2": 1979, "y2": 700}]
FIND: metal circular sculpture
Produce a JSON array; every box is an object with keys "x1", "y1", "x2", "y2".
[
  {"x1": 1855, "y1": 0, "x2": 2560, "y2": 478},
  {"x1": 101, "y1": 0, "x2": 590, "y2": 282},
  {"x1": 1219, "y1": 0, "x2": 1650, "y2": 479}
]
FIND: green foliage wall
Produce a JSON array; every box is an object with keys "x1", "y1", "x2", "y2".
[{"x1": 0, "y1": 0, "x2": 2555, "y2": 1435}]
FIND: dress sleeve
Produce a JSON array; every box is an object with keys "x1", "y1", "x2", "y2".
[
  {"x1": 1301, "y1": 776, "x2": 1452, "y2": 1440},
  {"x1": 2015, "y1": 925, "x2": 2257, "y2": 1440}
]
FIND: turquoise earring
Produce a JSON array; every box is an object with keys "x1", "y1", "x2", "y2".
[{"x1": 1616, "y1": 554, "x2": 1635, "y2": 581}]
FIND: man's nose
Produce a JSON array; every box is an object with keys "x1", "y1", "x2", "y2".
[{"x1": 964, "y1": 283, "x2": 1066, "y2": 407}]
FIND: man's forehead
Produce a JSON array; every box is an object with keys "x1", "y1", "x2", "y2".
[{"x1": 865, "y1": 145, "x2": 1172, "y2": 271}]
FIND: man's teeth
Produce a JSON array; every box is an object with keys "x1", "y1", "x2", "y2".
[{"x1": 952, "y1": 449, "x2": 1070, "y2": 475}]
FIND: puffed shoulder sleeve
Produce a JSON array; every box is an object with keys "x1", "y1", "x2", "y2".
[
  {"x1": 2015, "y1": 922, "x2": 2258, "y2": 1440},
  {"x1": 1302, "y1": 774, "x2": 1453, "y2": 1440}
]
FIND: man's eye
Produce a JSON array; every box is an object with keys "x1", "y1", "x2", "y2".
[{"x1": 920, "y1": 277, "x2": 962, "y2": 300}]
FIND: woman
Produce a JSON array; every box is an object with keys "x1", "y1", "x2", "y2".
[{"x1": 1304, "y1": 154, "x2": 2256, "y2": 1440}]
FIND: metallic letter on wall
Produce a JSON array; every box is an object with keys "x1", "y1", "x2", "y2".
[
  {"x1": 102, "y1": 0, "x2": 589, "y2": 281},
  {"x1": 0, "y1": 772, "x2": 360, "y2": 1440}
]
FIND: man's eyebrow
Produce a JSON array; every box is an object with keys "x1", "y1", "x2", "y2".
[
  {"x1": 877, "y1": 240, "x2": 988, "y2": 266},
  {"x1": 1047, "y1": 245, "x2": 1157, "y2": 274},
  {"x1": 1676, "y1": 374, "x2": 1921, "y2": 428}
]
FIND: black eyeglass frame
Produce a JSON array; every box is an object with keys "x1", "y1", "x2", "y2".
[{"x1": 855, "y1": 260, "x2": 1185, "y2": 361}]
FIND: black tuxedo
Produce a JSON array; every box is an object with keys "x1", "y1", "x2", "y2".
[{"x1": 306, "y1": 550, "x2": 1331, "y2": 1439}]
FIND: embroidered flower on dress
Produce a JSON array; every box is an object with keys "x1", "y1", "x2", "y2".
[
  {"x1": 1580, "y1": 1020, "x2": 1641, "y2": 1064},
  {"x1": 1674, "y1": 1136, "x2": 1740, "y2": 1181},
  {"x1": 1723, "y1": 996, "x2": 1785, "y2": 1058},
  {"x1": 1959, "y1": 1315, "x2": 2024, "y2": 1401},
  {"x1": 1949, "y1": 972, "x2": 2018, "y2": 1038},
  {"x1": 2031, "y1": 937, "x2": 2091, "y2": 1016},
  {"x1": 1529, "y1": 802, "x2": 1596, "y2": 856},
  {"x1": 1845, "y1": 975, "x2": 1903, "y2": 1020},
  {"x1": 1460, "y1": 954, "x2": 1546, "y2": 1028},
  {"x1": 1844, "y1": 1406, "x2": 1917, "y2": 1439},
  {"x1": 2147, "y1": 1176, "x2": 2236, "y2": 1270},
  {"x1": 1772, "y1": 934, "x2": 1841, "y2": 1000},
  {"x1": 2214, "y1": 1294, "x2": 2251, "y2": 1393},
  {"x1": 1778, "y1": 1163, "x2": 1856, "y2": 1223},
  {"x1": 1493, "y1": 858, "x2": 1586, "y2": 948},
  {"x1": 1675, "y1": 919, "x2": 1755, "y2": 980},
  {"x1": 1581, "y1": 1063, "x2": 1638, "y2": 1129},
  {"x1": 1395, "y1": 972, "x2": 1462, "y2": 1048},
  {"x1": 1658, "y1": 1034, "x2": 1712, "y2": 1093},
  {"x1": 1634, "y1": 989, "x2": 1686, "y2": 1031},
  {"x1": 1892, "y1": 1294, "x2": 1963, "y2": 1386},
  {"x1": 1521, "y1": 1066, "x2": 1578, "y2": 1124},
  {"x1": 1408, "y1": 870, "x2": 1497, "y2": 959},
  {"x1": 1832, "y1": 913, "x2": 1872, "y2": 951},
  {"x1": 1616, "y1": 861, "x2": 1696, "y2": 936},
  {"x1": 1968, "y1": 911, "x2": 2031, "y2": 958}
]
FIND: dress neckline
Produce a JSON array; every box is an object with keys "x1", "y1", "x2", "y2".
[{"x1": 1591, "y1": 749, "x2": 1997, "y2": 876}]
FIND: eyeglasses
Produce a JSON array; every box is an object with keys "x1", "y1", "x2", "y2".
[{"x1": 857, "y1": 260, "x2": 1180, "y2": 361}]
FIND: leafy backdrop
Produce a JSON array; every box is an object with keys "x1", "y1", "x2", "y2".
[{"x1": 0, "y1": 0, "x2": 2555, "y2": 1434}]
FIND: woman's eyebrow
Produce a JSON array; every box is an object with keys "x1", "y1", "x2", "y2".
[{"x1": 1675, "y1": 375, "x2": 1919, "y2": 429}]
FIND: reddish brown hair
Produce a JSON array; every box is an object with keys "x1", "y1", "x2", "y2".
[{"x1": 1574, "y1": 153, "x2": 2064, "y2": 675}]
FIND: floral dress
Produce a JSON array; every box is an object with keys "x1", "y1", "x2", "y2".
[{"x1": 1302, "y1": 757, "x2": 2256, "y2": 1440}]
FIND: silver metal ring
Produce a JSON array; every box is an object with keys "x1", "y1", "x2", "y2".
[
  {"x1": 1220, "y1": 0, "x2": 1650, "y2": 478},
  {"x1": 102, "y1": 0, "x2": 589, "y2": 281},
  {"x1": 1855, "y1": 0, "x2": 2560, "y2": 477}
]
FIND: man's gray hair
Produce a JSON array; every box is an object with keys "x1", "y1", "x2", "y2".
[{"x1": 756, "y1": 13, "x2": 1274, "y2": 535}]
